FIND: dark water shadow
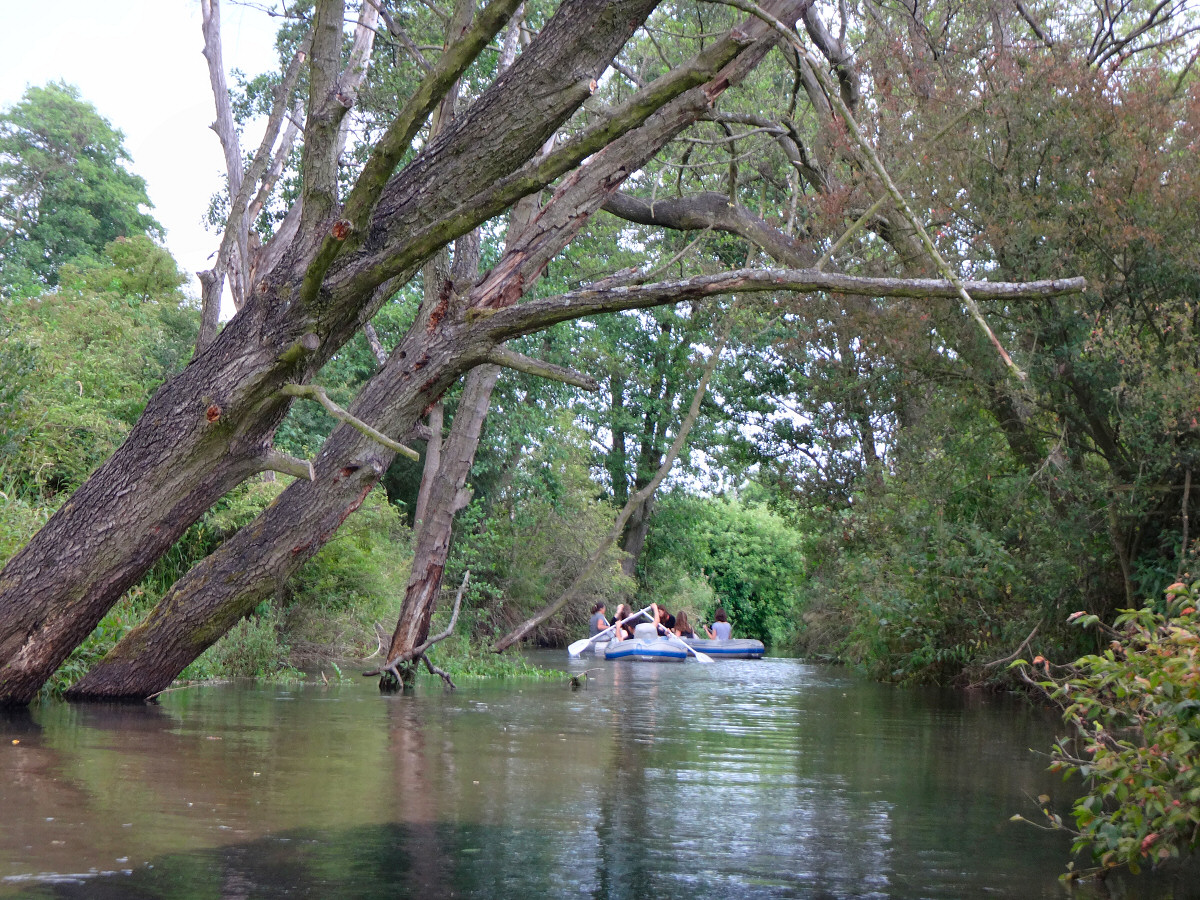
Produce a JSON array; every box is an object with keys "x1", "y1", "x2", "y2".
[
  {"x1": 2, "y1": 820, "x2": 668, "y2": 900},
  {"x1": 0, "y1": 706, "x2": 41, "y2": 741}
]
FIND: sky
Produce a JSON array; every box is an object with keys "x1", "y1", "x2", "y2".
[{"x1": 0, "y1": 1, "x2": 282, "y2": 308}]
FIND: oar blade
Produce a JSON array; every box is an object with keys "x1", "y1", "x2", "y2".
[{"x1": 567, "y1": 638, "x2": 593, "y2": 657}]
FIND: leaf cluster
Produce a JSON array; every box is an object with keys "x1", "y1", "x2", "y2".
[{"x1": 1022, "y1": 581, "x2": 1200, "y2": 875}]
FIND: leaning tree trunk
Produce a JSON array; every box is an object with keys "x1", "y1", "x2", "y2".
[
  {"x1": 55, "y1": 0, "x2": 1083, "y2": 700},
  {"x1": 0, "y1": 0, "x2": 662, "y2": 705},
  {"x1": 63, "y1": 12, "x2": 784, "y2": 700},
  {"x1": 385, "y1": 363, "x2": 503, "y2": 673}
]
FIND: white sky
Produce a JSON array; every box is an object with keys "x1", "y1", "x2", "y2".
[{"x1": 0, "y1": 1, "x2": 281, "y2": 306}]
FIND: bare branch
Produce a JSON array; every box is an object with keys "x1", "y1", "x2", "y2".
[
  {"x1": 484, "y1": 267, "x2": 1088, "y2": 341},
  {"x1": 1012, "y1": 0, "x2": 1055, "y2": 48},
  {"x1": 257, "y1": 449, "x2": 316, "y2": 482},
  {"x1": 487, "y1": 346, "x2": 600, "y2": 390},
  {"x1": 981, "y1": 622, "x2": 1041, "y2": 669},
  {"x1": 363, "y1": 322, "x2": 389, "y2": 366},
  {"x1": 604, "y1": 190, "x2": 817, "y2": 267},
  {"x1": 201, "y1": 29, "x2": 311, "y2": 348},
  {"x1": 280, "y1": 383, "x2": 421, "y2": 460}
]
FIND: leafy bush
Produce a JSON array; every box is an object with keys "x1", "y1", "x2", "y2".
[
  {"x1": 641, "y1": 493, "x2": 807, "y2": 646},
  {"x1": 1023, "y1": 582, "x2": 1200, "y2": 877},
  {"x1": 282, "y1": 487, "x2": 413, "y2": 664},
  {"x1": 181, "y1": 605, "x2": 300, "y2": 682}
]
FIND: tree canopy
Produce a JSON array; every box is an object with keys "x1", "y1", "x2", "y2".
[{"x1": 0, "y1": 82, "x2": 161, "y2": 294}]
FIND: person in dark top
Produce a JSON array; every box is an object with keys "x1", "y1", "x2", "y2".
[
  {"x1": 589, "y1": 602, "x2": 609, "y2": 637},
  {"x1": 673, "y1": 610, "x2": 695, "y2": 639}
]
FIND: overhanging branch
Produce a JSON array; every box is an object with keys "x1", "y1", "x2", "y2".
[{"x1": 484, "y1": 267, "x2": 1088, "y2": 341}]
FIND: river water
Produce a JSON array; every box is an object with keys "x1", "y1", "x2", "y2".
[{"x1": 1, "y1": 654, "x2": 1196, "y2": 899}]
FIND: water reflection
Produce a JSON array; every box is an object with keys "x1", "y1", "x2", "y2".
[{"x1": 1, "y1": 657, "x2": 1198, "y2": 899}]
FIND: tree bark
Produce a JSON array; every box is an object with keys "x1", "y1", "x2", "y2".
[
  {"x1": 0, "y1": 0, "x2": 663, "y2": 705},
  {"x1": 64, "y1": 0, "x2": 805, "y2": 700},
  {"x1": 385, "y1": 364, "x2": 502, "y2": 671}
]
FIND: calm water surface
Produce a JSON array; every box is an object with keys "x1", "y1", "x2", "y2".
[{"x1": 1, "y1": 654, "x2": 1196, "y2": 899}]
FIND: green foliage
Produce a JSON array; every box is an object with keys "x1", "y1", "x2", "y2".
[
  {"x1": 1, "y1": 237, "x2": 196, "y2": 497},
  {"x1": 41, "y1": 593, "x2": 158, "y2": 699},
  {"x1": 641, "y1": 492, "x2": 807, "y2": 646},
  {"x1": 1024, "y1": 582, "x2": 1200, "y2": 876},
  {"x1": 282, "y1": 487, "x2": 413, "y2": 664},
  {"x1": 455, "y1": 409, "x2": 633, "y2": 645},
  {"x1": 790, "y1": 387, "x2": 1106, "y2": 683},
  {"x1": 0, "y1": 82, "x2": 161, "y2": 293},
  {"x1": 181, "y1": 605, "x2": 301, "y2": 682},
  {"x1": 420, "y1": 630, "x2": 558, "y2": 680}
]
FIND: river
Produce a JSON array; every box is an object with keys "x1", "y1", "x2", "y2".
[{"x1": 1, "y1": 654, "x2": 1196, "y2": 898}]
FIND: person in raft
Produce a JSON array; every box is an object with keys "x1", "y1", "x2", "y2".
[
  {"x1": 651, "y1": 602, "x2": 675, "y2": 634},
  {"x1": 610, "y1": 603, "x2": 635, "y2": 641},
  {"x1": 589, "y1": 602, "x2": 609, "y2": 637},
  {"x1": 673, "y1": 610, "x2": 696, "y2": 639},
  {"x1": 705, "y1": 608, "x2": 732, "y2": 641}
]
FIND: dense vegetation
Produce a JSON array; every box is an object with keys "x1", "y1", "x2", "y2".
[
  {"x1": 2, "y1": 0, "x2": 1200, "y2": 684},
  {"x1": 2, "y1": 0, "x2": 1200, "y2": 874}
]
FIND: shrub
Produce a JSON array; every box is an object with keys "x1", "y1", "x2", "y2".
[{"x1": 1021, "y1": 582, "x2": 1200, "y2": 877}]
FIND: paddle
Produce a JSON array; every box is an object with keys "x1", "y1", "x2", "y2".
[
  {"x1": 669, "y1": 635, "x2": 713, "y2": 663},
  {"x1": 567, "y1": 605, "x2": 654, "y2": 657}
]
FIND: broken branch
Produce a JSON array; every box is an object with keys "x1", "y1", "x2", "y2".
[
  {"x1": 487, "y1": 346, "x2": 599, "y2": 390},
  {"x1": 281, "y1": 383, "x2": 420, "y2": 460}
]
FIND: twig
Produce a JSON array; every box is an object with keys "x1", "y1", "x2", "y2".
[
  {"x1": 145, "y1": 679, "x2": 231, "y2": 701},
  {"x1": 362, "y1": 622, "x2": 388, "y2": 659}
]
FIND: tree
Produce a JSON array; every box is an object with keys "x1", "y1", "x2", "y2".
[
  {"x1": 0, "y1": 0, "x2": 1081, "y2": 704},
  {"x1": 0, "y1": 83, "x2": 161, "y2": 294}
]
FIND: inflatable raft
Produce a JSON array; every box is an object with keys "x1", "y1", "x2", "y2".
[
  {"x1": 603, "y1": 623, "x2": 689, "y2": 661},
  {"x1": 682, "y1": 637, "x2": 765, "y2": 659}
]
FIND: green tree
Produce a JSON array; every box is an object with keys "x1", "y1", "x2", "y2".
[
  {"x1": 642, "y1": 492, "x2": 807, "y2": 646},
  {"x1": 0, "y1": 82, "x2": 161, "y2": 293},
  {"x1": 0, "y1": 236, "x2": 195, "y2": 496}
]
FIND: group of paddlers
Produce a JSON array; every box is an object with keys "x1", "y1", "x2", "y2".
[{"x1": 588, "y1": 602, "x2": 732, "y2": 642}]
